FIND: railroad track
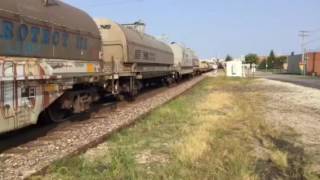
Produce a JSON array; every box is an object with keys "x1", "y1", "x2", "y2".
[{"x1": 0, "y1": 75, "x2": 206, "y2": 180}]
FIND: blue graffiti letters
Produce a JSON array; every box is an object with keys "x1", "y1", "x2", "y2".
[
  {"x1": 31, "y1": 27, "x2": 40, "y2": 43},
  {"x1": 2, "y1": 20, "x2": 14, "y2": 40},
  {"x1": 42, "y1": 29, "x2": 50, "y2": 44},
  {"x1": 0, "y1": 19, "x2": 90, "y2": 55},
  {"x1": 18, "y1": 24, "x2": 29, "y2": 41}
]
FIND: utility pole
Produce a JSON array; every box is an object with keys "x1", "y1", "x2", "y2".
[
  {"x1": 299, "y1": 30, "x2": 309, "y2": 76},
  {"x1": 265, "y1": 58, "x2": 268, "y2": 72}
]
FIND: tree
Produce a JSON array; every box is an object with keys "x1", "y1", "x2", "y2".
[
  {"x1": 266, "y1": 50, "x2": 276, "y2": 69},
  {"x1": 225, "y1": 54, "x2": 233, "y2": 62},
  {"x1": 258, "y1": 59, "x2": 267, "y2": 69},
  {"x1": 274, "y1": 56, "x2": 287, "y2": 69},
  {"x1": 245, "y1": 53, "x2": 258, "y2": 64}
]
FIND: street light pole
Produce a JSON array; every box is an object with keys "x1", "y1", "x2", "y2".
[
  {"x1": 299, "y1": 30, "x2": 309, "y2": 76},
  {"x1": 265, "y1": 58, "x2": 268, "y2": 72}
]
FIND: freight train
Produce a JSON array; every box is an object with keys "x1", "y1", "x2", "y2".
[{"x1": 0, "y1": 0, "x2": 202, "y2": 134}]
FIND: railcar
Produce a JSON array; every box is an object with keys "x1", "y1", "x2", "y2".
[
  {"x1": 95, "y1": 19, "x2": 174, "y2": 97},
  {"x1": 199, "y1": 61, "x2": 212, "y2": 73},
  {"x1": 190, "y1": 49, "x2": 200, "y2": 75},
  {"x1": 0, "y1": 1, "x2": 199, "y2": 135},
  {"x1": 169, "y1": 42, "x2": 194, "y2": 78},
  {"x1": 0, "y1": 0, "x2": 104, "y2": 133}
]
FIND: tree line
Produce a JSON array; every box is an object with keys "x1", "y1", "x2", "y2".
[{"x1": 224, "y1": 50, "x2": 287, "y2": 69}]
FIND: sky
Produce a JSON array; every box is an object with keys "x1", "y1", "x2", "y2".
[{"x1": 64, "y1": 0, "x2": 320, "y2": 59}]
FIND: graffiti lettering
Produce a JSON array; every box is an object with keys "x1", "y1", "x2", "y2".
[
  {"x1": 42, "y1": 29, "x2": 50, "y2": 44},
  {"x1": 18, "y1": 24, "x2": 29, "y2": 41},
  {"x1": 2, "y1": 21, "x2": 14, "y2": 40},
  {"x1": 0, "y1": 20, "x2": 89, "y2": 48},
  {"x1": 31, "y1": 27, "x2": 40, "y2": 43}
]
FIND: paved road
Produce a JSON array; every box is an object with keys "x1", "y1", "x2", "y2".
[{"x1": 255, "y1": 72, "x2": 320, "y2": 90}]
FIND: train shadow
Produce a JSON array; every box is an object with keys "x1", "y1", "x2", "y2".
[{"x1": 0, "y1": 123, "x2": 58, "y2": 153}]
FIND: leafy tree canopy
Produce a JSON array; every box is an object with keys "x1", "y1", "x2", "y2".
[
  {"x1": 225, "y1": 54, "x2": 233, "y2": 62},
  {"x1": 245, "y1": 53, "x2": 258, "y2": 64}
]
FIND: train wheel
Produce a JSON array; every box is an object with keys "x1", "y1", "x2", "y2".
[{"x1": 47, "y1": 101, "x2": 71, "y2": 123}]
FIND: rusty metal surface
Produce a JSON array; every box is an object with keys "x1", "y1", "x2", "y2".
[{"x1": 0, "y1": 0, "x2": 101, "y2": 61}]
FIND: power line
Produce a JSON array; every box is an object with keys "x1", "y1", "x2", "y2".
[{"x1": 303, "y1": 37, "x2": 320, "y2": 46}]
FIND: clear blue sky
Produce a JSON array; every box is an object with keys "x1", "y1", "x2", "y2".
[{"x1": 64, "y1": 0, "x2": 320, "y2": 58}]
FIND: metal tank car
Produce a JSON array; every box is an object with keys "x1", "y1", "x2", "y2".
[
  {"x1": 169, "y1": 42, "x2": 194, "y2": 78},
  {"x1": 189, "y1": 48, "x2": 200, "y2": 75},
  {"x1": 199, "y1": 61, "x2": 212, "y2": 73},
  {"x1": 0, "y1": 0, "x2": 200, "y2": 135},
  {"x1": 95, "y1": 19, "x2": 175, "y2": 97},
  {"x1": 0, "y1": 0, "x2": 103, "y2": 133}
]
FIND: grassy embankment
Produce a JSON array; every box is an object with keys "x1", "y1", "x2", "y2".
[{"x1": 33, "y1": 77, "x2": 307, "y2": 180}]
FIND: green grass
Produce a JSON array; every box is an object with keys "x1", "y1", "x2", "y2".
[{"x1": 33, "y1": 77, "x2": 307, "y2": 180}]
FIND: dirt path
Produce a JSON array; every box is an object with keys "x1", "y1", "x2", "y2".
[{"x1": 258, "y1": 79, "x2": 320, "y2": 176}]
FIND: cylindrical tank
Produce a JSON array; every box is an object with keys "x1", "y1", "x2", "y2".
[
  {"x1": 95, "y1": 18, "x2": 173, "y2": 66},
  {"x1": 199, "y1": 61, "x2": 210, "y2": 72},
  {"x1": 0, "y1": 0, "x2": 101, "y2": 61},
  {"x1": 170, "y1": 42, "x2": 193, "y2": 68},
  {"x1": 188, "y1": 48, "x2": 199, "y2": 68},
  {"x1": 169, "y1": 42, "x2": 194, "y2": 75}
]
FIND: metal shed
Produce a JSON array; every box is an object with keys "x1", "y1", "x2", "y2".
[{"x1": 287, "y1": 54, "x2": 302, "y2": 74}]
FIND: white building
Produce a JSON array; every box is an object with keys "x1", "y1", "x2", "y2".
[
  {"x1": 226, "y1": 60, "x2": 243, "y2": 77},
  {"x1": 226, "y1": 59, "x2": 256, "y2": 77}
]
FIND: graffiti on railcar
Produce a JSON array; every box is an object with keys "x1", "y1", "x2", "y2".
[{"x1": 0, "y1": 19, "x2": 90, "y2": 59}]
